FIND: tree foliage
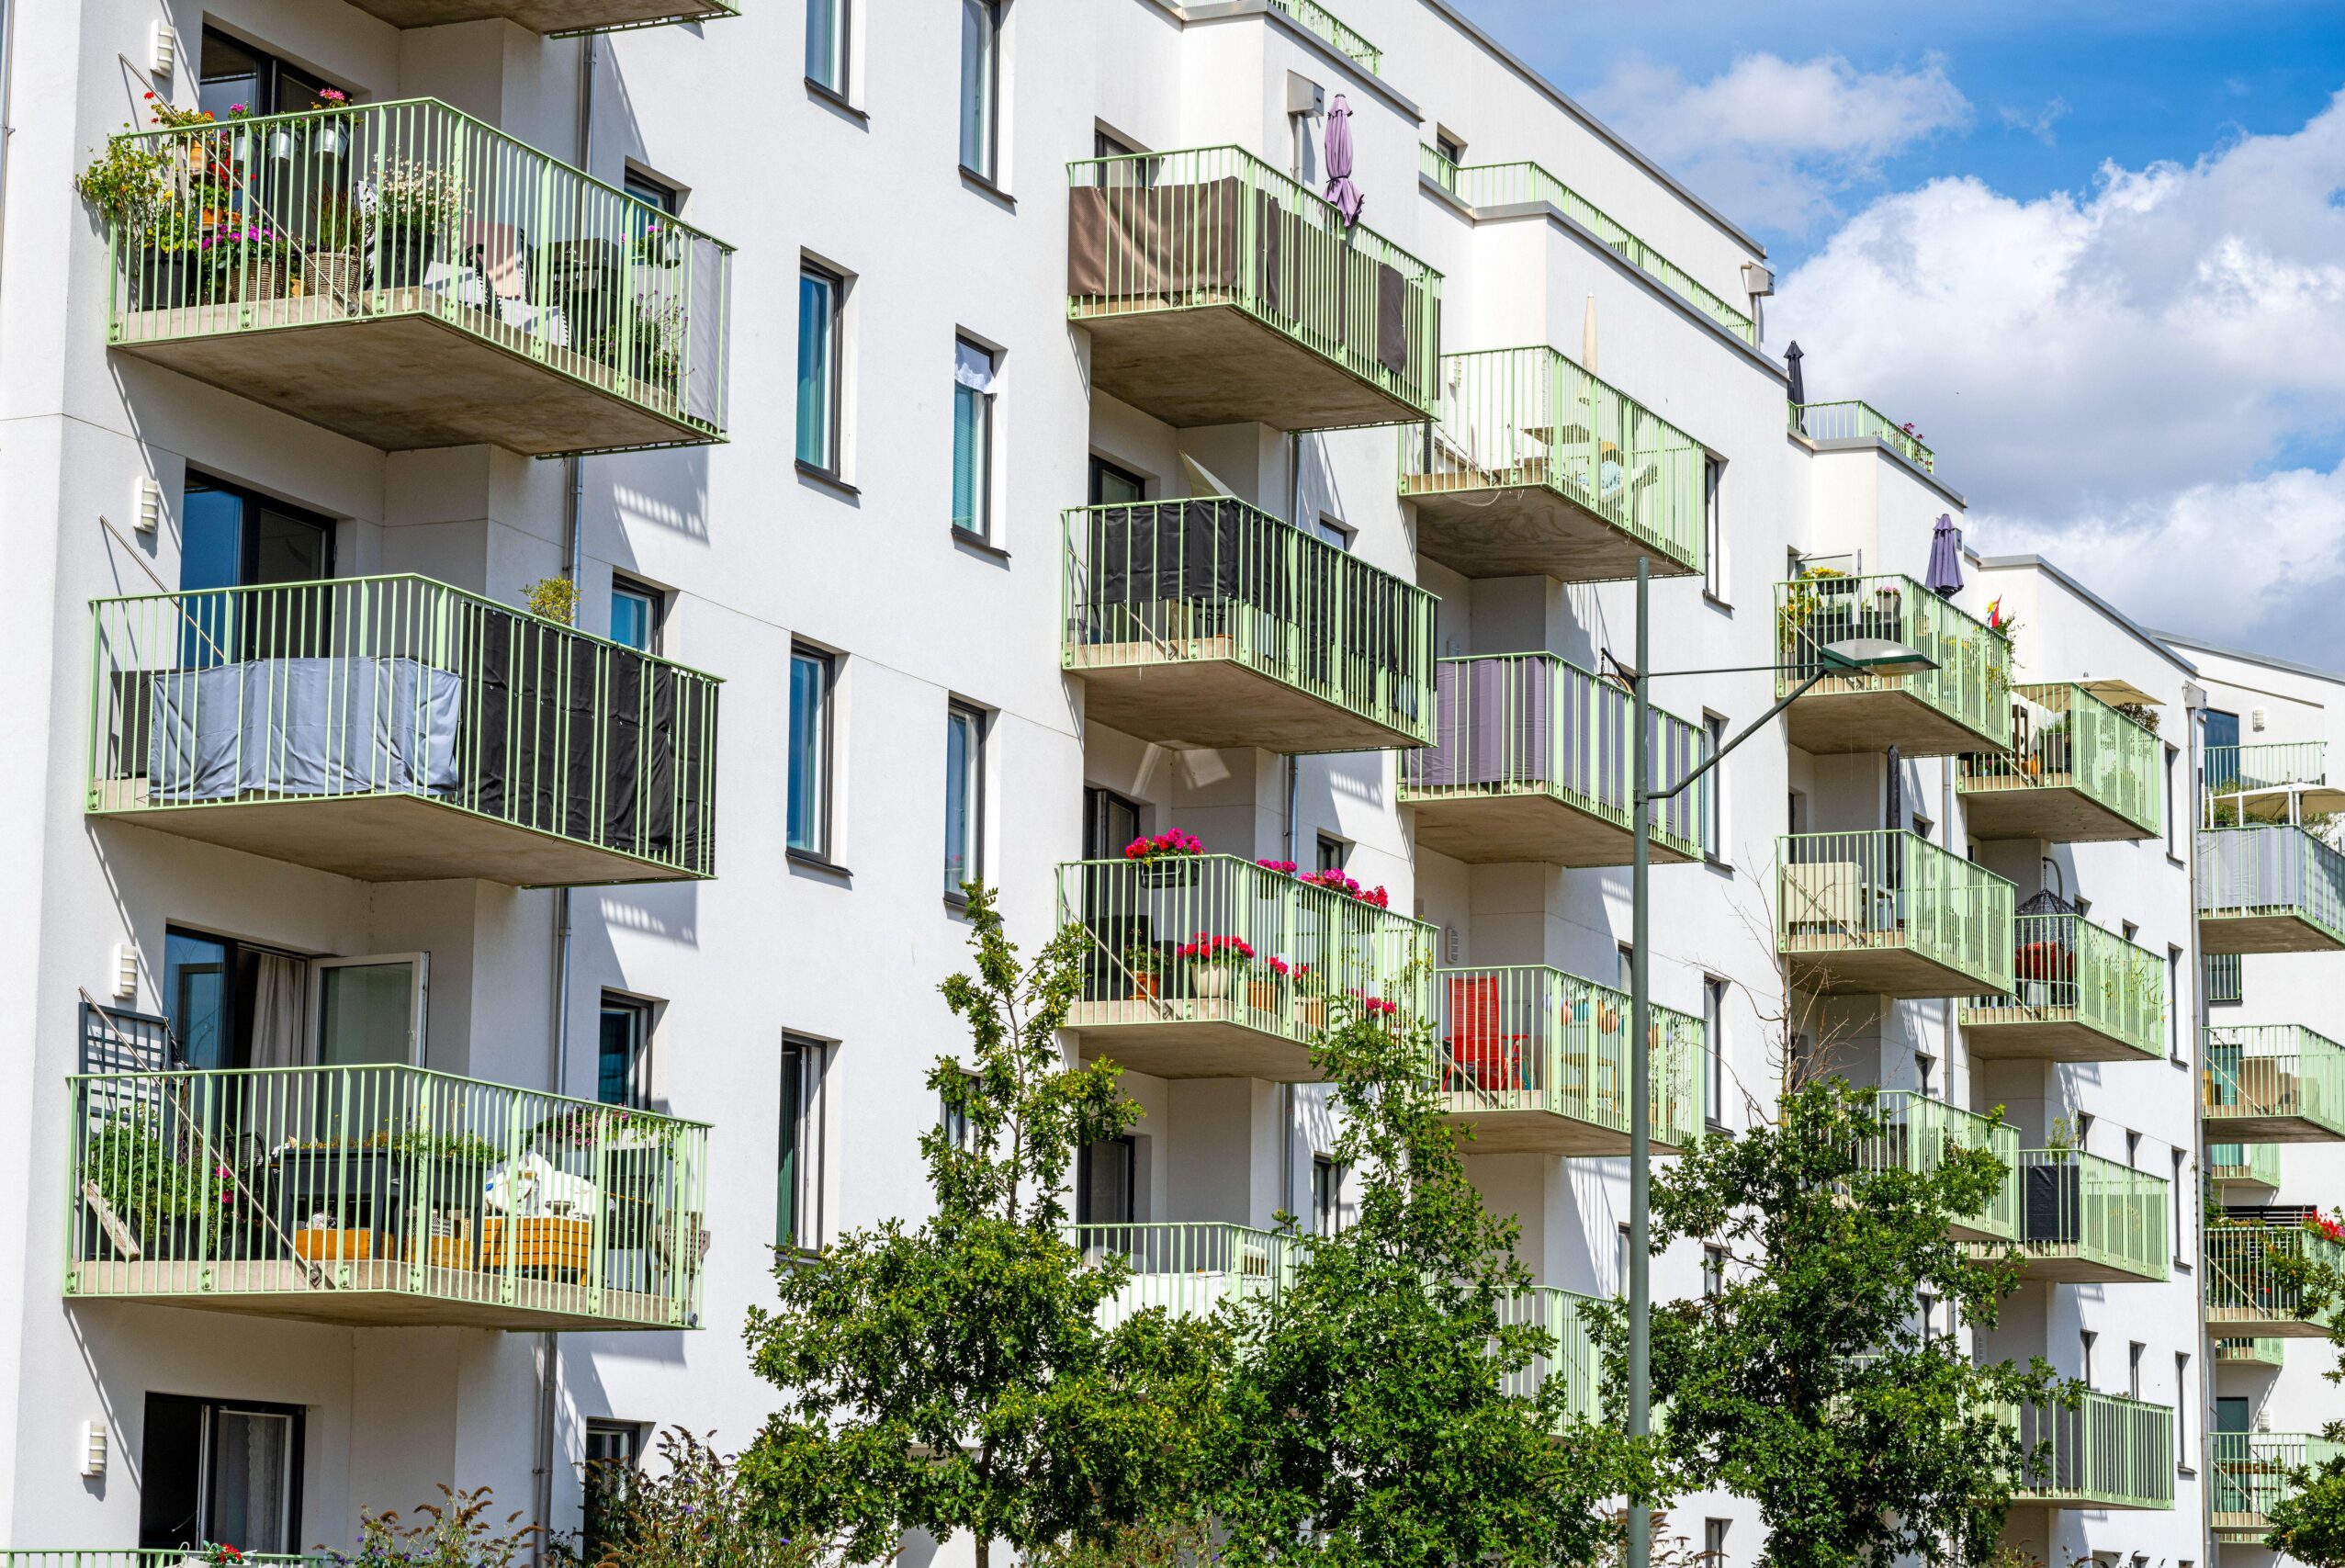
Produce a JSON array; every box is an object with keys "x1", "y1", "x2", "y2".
[
  {"x1": 1206, "y1": 1002, "x2": 1642, "y2": 1568},
  {"x1": 2267, "y1": 1449, "x2": 2345, "y2": 1568},
  {"x1": 1634, "y1": 1078, "x2": 2062, "y2": 1568},
  {"x1": 741, "y1": 886, "x2": 1231, "y2": 1568}
]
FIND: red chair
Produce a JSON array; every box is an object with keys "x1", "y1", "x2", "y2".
[{"x1": 1445, "y1": 975, "x2": 1527, "y2": 1090}]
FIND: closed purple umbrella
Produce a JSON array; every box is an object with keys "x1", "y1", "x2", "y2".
[
  {"x1": 1925, "y1": 513, "x2": 1964, "y2": 597},
  {"x1": 1325, "y1": 95, "x2": 1362, "y2": 226}
]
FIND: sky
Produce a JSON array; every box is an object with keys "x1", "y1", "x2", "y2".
[{"x1": 1447, "y1": 0, "x2": 2345, "y2": 669}]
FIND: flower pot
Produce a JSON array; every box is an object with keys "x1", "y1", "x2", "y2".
[
  {"x1": 301, "y1": 249, "x2": 363, "y2": 305},
  {"x1": 223, "y1": 258, "x2": 288, "y2": 303},
  {"x1": 1190, "y1": 964, "x2": 1233, "y2": 1001},
  {"x1": 1137, "y1": 856, "x2": 1199, "y2": 889},
  {"x1": 1294, "y1": 997, "x2": 1326, "y2": 1032},
  {"x1": 1249, "y1": 979, "x2": 1280, "y2": 1013},
  {"x1": 376, "y1": 222, "x2": 440, "y2": 289},
  {"x1": 1130, "y1": 972, "x2": 1160, "y2": 1003},
  {"x1": 310, "y1": 122, "x2": 350, "y2": 161},
  {"x1": 132, "y1": 247, "x2": 205, "y2": 310}
]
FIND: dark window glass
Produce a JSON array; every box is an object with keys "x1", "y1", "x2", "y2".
[
  {"x1": 140, "y1": 1393, "x2": 303, "y2": 1552},
  {"x1": 806, "y1": 0, "x2": 850, "y2": 94},
  {"x1": 1077, "y1": 1137, "x2": 1134, "y2": 1225},
  {"x1": 197, "y1": 28, "x2": 343, "y2": 118},
  {"x1": 788, "y1": 648, "x2": 835, "y2": 856},
  {"x1": 1084, "y1": 786, "x2": 1142, "y2": 861},
  {"x1": 611, "y1": 579, "x2": 660, "y2": 653},
  {"x1": 959, "y1": 0, "x2": 1001, "y2": 178},
  {"x1": 598, "y1": 996, "x2": 648, "y2": 1109},
  {"x1": 1088, "y1": 457, "x2": 1145, "y2": 508},
  {"x1": 797, "y1": 266, "x2": 842, "y2": 471}
]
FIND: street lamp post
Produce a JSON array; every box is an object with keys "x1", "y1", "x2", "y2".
[{"x1": 1621, "y1": 558, "x2": 1934, "y2": 1568}]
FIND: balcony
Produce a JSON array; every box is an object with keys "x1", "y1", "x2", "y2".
[
  {"x1": 1267, "y1": 0, "x2": 1381, "y2": 72},
  {"x1": 1432, "y1": 966, "x2": 1702, "y2": 1156},
  {"x1": 1957, "y1": 684, "x2": 2162, "y2": 841},
  {"x1": 2214, "y1": 1337, "x2": 2286, "y2": 1367},
  {"x1": 1062, "y1": 499, "x2": 1435, "y2": 752},
  {"x1": 2205, "y1": 1025, "x2": 2345, "y2": 1143},
  {"x1": 1071, "y1": 1222, "x2": 1295, "y2": 1326},
  {"x1": 2197, "y1": 826, "x2": 2345, "y2": 953},
  {"x1": 1775, "y1": 574, "x2": 2011, "y2": 755},
  {"x1": 345, "y1": 0, "x2": 737, "y2": 30},
  {"x1": 106, "y1": 100, "x2": 731, "y2": 457},
  {"x1": 2215, "y1": 1432, "x2": 2345, "y2": 1541},
  {"x1": 1788, "y1": 400, "x2": 1934, "y2": 473},
  {"x1": 1855, "y1": 1093, "x2": 2018, "y2": 1244},
  {"x1": 1398, "y1": 347, "x2": 1708, "y2": 582},
  {"x1": 1401, "y1": 655, "x2": 1706, "y2": 867},
  {"x1": 1776, "y1": 830, "x2": 2016, "y2": 997},
  {"x1": 2003, "y1": 1392, "x2": 2174, "y2": 1510},
  {"x1": 1500, "y1": 1285, "x2": 1603, "y2": 1425},
  {"x1": 1066, "y1": 146, "x2": 1441, "y2": 430},
  {"x1": 1960, "y1": 913, "x2": 2164, "y2": 1064},
  {"x1": 2211, "y1": 1141, "x2": 2283, "y2": 1192},
  {"x1": 2002, "y1": 1150, "x2": 2168, "y2": 1283},
  {"x1": 64, "y1": 1063, "x2": 709, "y2": 1330},
  {"x1": 2207, "y1": 1223, "x2": 2345, "y2": 1337},
  {"x1": 1418, "y1": 150, "x2": 1756, "y2": 345},
  {"x1": 2207, "y1": 741, "x2": 2345, "y2": 822},
  {"x1": 1058, "y1": 854, "x2": 1434, "y2": 1081},
  {"x1": 86, "y1": 577, "x2": 720, "y2": 886}
]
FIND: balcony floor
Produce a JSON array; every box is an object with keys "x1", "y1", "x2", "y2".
[
  {"x1": 1784, "y1": 686, "x2": 1999, "y2": 758},
  {"x1": 1403, "y1": 480, "x2": 1693, "y2": 583},
  {"x1": 346, "y1": 0, "x2": 731, "y2": 25},
  {"x1": 1072, "y1": 647, "x2": 1418, "y2": 752},
  {"x1": 2205, "y1": 1308, "x2": 2332, "y2": 1339},
  {"x1": 1068, "y1": 999, "x2": 1325, "y2": 1081},
  {"x1": 2199, "y1": 912, "x2": 2345, "y2": 955},
  {"x1": 1957, "y1": 781, "x2": 2154, "y2": 843},
  {"x1": 115, "y1": 297, "x2": 714, "y2": 457},
  {"x1": 1962, "y1": 1011, "x2": 2151, "y2": 1064},
  {"x1": 1081, "y1": 302, "x2": 1425, "y2": 431},
  {"x1": 1406, "y1": 790, "x2": 1695, "y2": 868},
  {"x1": 96, "y1": 795, "x2": 695, "y2": 886},
  {"x1": 1781, "y1": 936, "x2": 1990, "y2": 998},
  {"x1": 2204, "y1": 1111, "x2": 2344, "y2": 1145},
  {"x1": 68, "y1": 1261, "x2": 687, "y2": 1331},
  {"x1": 2013, "y1": 1490, "x2": 2166, "y2": 1513},
  {"x1": 1440, "y1": 1102, "x2": 1684, "y2": 1157},
  {"x1": 2010, "y1": 1251, "x2": 2164, "y2": 1284}
]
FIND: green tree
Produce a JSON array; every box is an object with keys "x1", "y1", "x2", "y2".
[
  {"x1": 2267, "y1": 1445, "x2": 2345, "y2": 1568},
  {"x1": 740, "y1": 886, "x2": 1229, "y2": 1568},
  {"x1": 1635, "y1": 1078, "x2": 2062, "y2": 1568},
  {"x1": 2258, "y1": 1213, "x2": 2345, "y2": 1564},
  {"x1": 1207, "y1": 1002, "x2": 1641, "y2": 1568}
]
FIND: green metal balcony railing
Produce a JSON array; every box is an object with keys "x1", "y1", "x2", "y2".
[
  {"x1": 2198, "y1": 826, "x2": 2345, "y2": 945},
  {"x1": 1776, "y1": 830, "x2": 2017, "y2": 993},
  {"x1": 1062, "y1": 498, "x2": 1436, "y2": 747},
  {"x1": 2208, "y1": 742, "x2": 2328, "y2": 795},
  {"x1": 1071, "y1": 1222, "x2": 1296, "y2": 1326},
  {"x1": 2009, "y1": 1149, "x2": 2168, "y2": 1280},
  {"x1": 103, "y1": 99, "x2": 732, "y2": 455},
  {"x1": 2215, "y1": 1432, "x2": 2345, "y2": 1536},
  {"x1": 1856, "y1": 1092, "x2": 2019, "y2": 1242},
  {"x1": 351, "y1": 0, "x2": 739, "y2": 32},
  {"x1": 1267, "y1": 0, "x2": 1381, "y2": 72},
  {"x1": 2211, "y1": 1141, "x2": 2283, "y2": 1188},
  {"x1": 2003, "y1": 1391, "x2": 2175, "y2": 1509},
  {"x1": 1058, "y1": 853, "x2": 1435, "y2": 1043},
  {"x1": 1957, "y1": 683, "x2": 2162, "y2": 837},
  {"x1": 1067, "y1": 145, "x2": 1443, "y2": 419},
  {"x1": 64, "y1": 1064, "x2": 710, "y2": 1328},
  {"x1": 2208, "y1": 1223, "x2": 2345, "y2": 1333},
  {"x1": 1788, "y1": 400, "x2": 1934, "y2": 471},
  {"x1": 1432, "y1": 966, "x2": 1704, "y2": 1149},
  {"x1": 1960, "y1": 914, "x2": 2164, "y2": 1059},
  {"x1": 85, "y1": 577, "x2": 722, "y2": 884},
  {"x1": 1776, "y1": 573, "x2": 2012, "y2": 748},
  {"x1": 2214, "y1": 1337, "x2": 2287, "y2": 1367},
  {"x1": 1398, "y1": 345, "x2": 1709, "y2": 576},
  {"x1": 1418, "y1": 147, "x2": 1755, "y2": 344},
  {"x1": 2206, "y1": 1025, "x2": 2345, "y2": 1140},
  {"x1": 1500, "y1": 1285, "x2": 1603, "y2": 1424},
  {"x1": 1400, "y1": 653, "x2": 1708, "y2": 859}
]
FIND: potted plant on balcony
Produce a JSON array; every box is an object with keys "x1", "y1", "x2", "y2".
[
  {"x1": 2022, "y1": 1116, "x2": 2082, "y2": 1247},
  {"x1": 1123, "y1": 942, "x2": 1163, "y2": 1003},
  {"x1": 370, "y1": 157, "x2": 467, "y2": 289},
  {"x1": 298, "y1": 195, "x2": 365, "y2": 305},
  {"x1": 303, "y1": 88, "x2": 355, "y2": 163},
  {"x1": 83, "y1": 1111, "x2": 236, "y2": 1263},
  {"x1": 1285, "y1": 960, "x2": 1325, "y2": 1032},
  {"x1": 1124, "y1": 829, "x2": 1204, "y2": 887},
  {"x1": 201, "y1": 222, "x2": 292, "y2": 302},
  {"x1": 1179, "y1": 933, "x2": 1253, "y2": 1002}
]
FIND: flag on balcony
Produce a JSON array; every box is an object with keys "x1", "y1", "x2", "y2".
[
  {"x1": 1926, "y1": 513, "x2": 1964, "y2": 596},
  {"x1": 1325, "y1": 95, "x2": 1363, "y2": 225}
]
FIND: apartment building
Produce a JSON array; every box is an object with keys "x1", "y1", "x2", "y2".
[{"x1": 0, "y1": 0, "x2": 2294, "y2": 1561}]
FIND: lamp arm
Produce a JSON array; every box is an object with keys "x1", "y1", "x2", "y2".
[{"x1": 1643, "y1": 666, "x2": 1832, "y2": 804}]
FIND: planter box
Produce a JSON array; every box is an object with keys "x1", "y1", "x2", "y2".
[{"x1": 481, "y1": 1216, "x2": 593, "y2": 1280}]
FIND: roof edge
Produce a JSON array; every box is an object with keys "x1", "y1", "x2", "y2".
[{"x1": 1969, "y1": 553, "x2": 2200, "y2": 678}]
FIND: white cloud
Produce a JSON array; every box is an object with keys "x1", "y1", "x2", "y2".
[
  {"x1": 1997, "y1": 97, "x2": 2069, "y2": 145},
  {"x1": 1584, "y1": 52, "x2": 1972, "y2": 234}
]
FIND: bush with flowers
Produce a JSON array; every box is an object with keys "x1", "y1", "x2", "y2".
[
  {"x1": 1299, "y1": 869, "x2": 1391, "y2": 908},
  {"x1": 1123, "y1": 829, "x2": 1203, "y2": 863}
]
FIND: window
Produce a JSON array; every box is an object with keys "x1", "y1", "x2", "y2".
[
  {"x1": 1911, "y1": 812, "x2": 1933, "y2": 842},
  {"x1": 164, "y1": 927, "x2": 314, "y2": 1073},
  {"x1": 1617, "y1": 945, "x2": 1635, "y2": 995},
  {"x1": 1316, "y1": 834, "x2": 1350, "y2": 874},
  {"x1": 1085, "y1": 786, "x2": 1144, "y2": 861},
  {"x1": 2206, "y1": 952, "x2": 2243, "y2": 1007},
  {"x1": 1914, "y1": 1053, "x2": 1936, "y2": 1096},
  {"x1": 2204, "y1": 710, "x2": 2240, "y2": 785},
  {"x1": 583, "y1": 1421, "x2": 645, "y2": 1556},
  {"x1": 1703, "y1": 976, "x2": 1729, "y2": 1129},
  {"x1": 788, "y1": 646, "x2": 836, "y2": 859},
  {"x1": 1081, "y1": 1137, "x2": 1136, "y2": 1225},
  {"x1": 610, "y1": 576, "x2": 662, "y2": 653},
  {"x1": 953, "y1": 338, "x2": 998, "y2": 539},
  {"x1": 2080, "y1": 1329, "x2": 2096, "y2": 1385},
  {"x1": 2128, "y1": 1340, "x2": 2144, "y2": 1400},
  {"x1": 796, "y1": 263, "x2": 845, "y2": 474},
  {"x1": 1313, "y1": 1156, "x2": 1345, "y2": 1235},
  {"x1": 1617, "y1": 1223, "x2": 1631, "y2": 1290},
  {"x1": 958, "y1": 0, "x2": 1001, "y2": 181},
  {"x1": 1702, "y1": 712, "x2": 1728, "y2": 859},
  {"x1": 1303, "y1": 513, "x2": 1354, "y2": 550},
  {"x1": 2176, "y1": 1355, "x2": 2192, "y2": 1470},
  {"x1": 1702, "y1": 1245, "x2": 1725, "y2": 1298},
  {"x1": 1918, "y1": 1292, "x2": 1937, "y2": 1339},
  {"x1": 2125, "y1": 1130, "x2": 2141, "y2": 1168},
  {"x1": 944, "y1": 703, "x2": 986, "y2": 898},
  {"x1": 1089, "y1": 456, "x2": 1145, "y2": 507},
  {"x1": 778, "y1": 1035, "x2": 830, "y2": 1250},
  {"x1": 1434, "y1": 130, "x2": 1466, "y2": 165},
  {"x1": 2169, "y1": 945, "x2": 2184, "y2": 1059},
  {"x1": 1704, "y1": 1519, "x2": 1729, "y2": 1568},
  {"x1": 198, "y1": 27, "x2": 344, "y2": 120},
  {"x1": 1702, "y1": 456, "x2": 1726, "y2": 600},
  {"x1": 623, "y1": 168, "x2": 680, "y2": 216},
  {"x1": 2164, "y1": 742, "x2": 2182, "y2": 853},
  {"x1": 806, "y1": 0, "x2": 850, "y2": 96},
  {"x1": 140, "y1": 1393, "x2": 304, "y2": 1552},
  {"x1": 183, "y1": 473, "x2": 333, "y2": 596},
  {"x1": 598, "y1": 995, "x2": 651, "y2": 1109},
  {"x1": 2172, "y1": 1148, "x2": 2188, "y2": 1262},
  {"x1": 941, "y1": 1077, "x2": 975, "y2": 1152}
]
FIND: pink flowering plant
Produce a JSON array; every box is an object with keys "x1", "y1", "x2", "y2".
[
  {"x1": 1256, "y1": 859, "x2": 1299, "y2": 874},
  {"x1": 1299, "y1": 869, "x2": 1392, "y2": 908},
  {"x1": 1178, "y1": 933, "x2": 1256, "y2": 970},
  {"x1": 1122, "y1": 829, "x2": 1204, "y2": 863}
]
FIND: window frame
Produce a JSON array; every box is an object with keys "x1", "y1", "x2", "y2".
[
  {"x1": 796, "y1": 261, "x2": 847, "y2": 478},
  {"x1": 959, "y1": 0, "x2": 1004, "y2": 183},
  {"x1": 778, "y1": 1034, "x2": 831, "y2": 1252},
  {"x1": 1078, "y1": 1135, "x2": 1137, "y2": 1225},
  {"x1": 1315, "y1": 833, "x2": 1350, "y2": 874},
  {"x1": 609, "y1": 574, "x2": 664, "y2": 655},
  {"x1": 805, "y1": 0, "x2": 851, "y2": 99},
  {"x1": 1703, "y1": 975, "x2": 1729, "y2": 1130},
  {"x1": 1701, "y1": 711, "x2": 1729, "y2": 863},
  {"x1": 1088, "y1": 455, "x2": 1146, "y2": 506},
  {"x1": 1701, "y1": 454, "x2": 1727, "y2": 602},
  {"x1": 597, "y1": 992, "x2": 653, "y2": 1110},
  {"x1": 943, "y1": 701, "x2": 987, "y2": 903},
  {"x1": 952, "y1": 335, "x2": 998, "y2": 541},
  {"x1": 139, "y1": 1392, "x2": 307, "y2": 1553},
  {"x1": 1312, "y1": 1154, "x2": 1345, "y2": 1236},
  {"x1": 788, "y1": 644, "x2": 838, "y2": 862},
  {"x1": 197, "y1": 26, "x2": 348, "y2": 120},
  {"x1": 182, "y1": 470, "x2": 336, "y2": 593}
]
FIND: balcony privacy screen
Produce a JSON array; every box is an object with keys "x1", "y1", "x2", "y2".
[
  {"x1": 2198, "y1": 827, "x2": 2345, "y2": 941},
  {"x1": 2206, "y1": 742, "x2": 2327, "y2": 794},
  {"x1": 1775, "y1": 573, "x2": 2012, "y2": 747},
  {"x1": 89, "y1": 577, "x2": 720, "y2": 878},
  {"x1": 1431, "y1": 966, "x2": 1703, "y2": 1146},
  {"x1": 106, "y1": 99, "x2": 731, "y2": 451},
  {"x1": 1402, "y1": 654, "x2": 1707, "y2": 856}
]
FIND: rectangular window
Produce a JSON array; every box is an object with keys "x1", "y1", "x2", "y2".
[
  {"x1": 1704, "y1": 976, "x2": 1729, "y2": 1128},
  {"x1": 2172, "y1": 1148, "x2": 2188, "y2": 1262},
  {"x1": 1702, "y1": 456, "x2": 1726, "y2": 601},
  {"x1": 610, "y1": 575, "x2": 661, "y2": 654},
  {"x1": 1313, "y1": 1156, "x2": 1344, "y2": 1236},
  {"x1": 2164, "y1": 743, "x2": 2181, "y2": 853},
  {"x1": 1089, "y1": 456, "x2": 1145, "y2": 507},
  {"x1": 796, "y1": 263, "x2": 844, "y2": 473},
  {"x1": 805, "y1": 0, "x2": 849, "y2": 96},
  {"x1": 1316, "y1": 833, "x2": 1349, "y2": 874},
  {"x1": 623, "y1": 168, "x2": 680, "y2": 216},
  {"x1": 1617, "y1": 1223, "x2": 1630, "y2": 1290},
  {"x1": 1084, "y1": 785, "x2": 1143, "y2": 861},
  {"x1": 198, "y1": 27, "x2": 345, "y2": 119},
  {"x1": 2205, "y1": 952, "x2": 2243, "y2": 1007},
  {"x1": 788, "y1": 646, "x2": 836, "y2": 859},
  {"x1": 2128, "y1": 1341, "x2": 2144, "y2": 1400},
  {"x1": 778, "y1": 1035, "x2": 829, "y2": 1250},
  {"x1": 1617, "y1": 945, "x2": 1634, "y2": 995},
  {"x1": 2176, "y1": 1355, "x2": 2192, "y2": 1470},
  {"x1": 140, "y1": 1393, "x2": 304, "y2": 1552},
  {"x1": 944, "y1": 703, "x2": 986, "y2": 898},
  {"x1": 952, "y1": 338, "x2": 997, "y2": 538},
  {"x1": 1702, "y1": 712, "x2": 1728, "y2": 859},
  {"x1": 583, "y1": 1420, "x2": 645, "y2": 1556},
  {"x1": 1704, "y1": 1520, "x2": 1729, "y2": 1568},
  {"x1": 598, "y1": 994, "x2": 651, "y2": 1109},
  {"x1": 2169, "y1": 946, "x2": 2184, "y2": 1060},
  {"x1": 958, "y1": 0, "x2": 1001, "y2": 180},
  {"x1": 2080, "y1": 1329, "x2": 2096, "y2": 1386},
  {"x1": 941, "y1": 1077, "x2": 975, "y2": 1152},
  {"x1": 1702, "y1": 1245, "x2": 1725, "y2": 1298},
  {"x1": 1080, "y1": 1137, "x2": 1136, "y2": 1225}
]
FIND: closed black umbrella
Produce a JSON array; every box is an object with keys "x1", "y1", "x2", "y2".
[{"x1": 1785, "y1": 341, "x2": 1806, "y2": 436}]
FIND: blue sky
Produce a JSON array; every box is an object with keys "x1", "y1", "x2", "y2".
[{"x1": 1449, "y1": 0, "x2": 2345, "y2": 665}]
